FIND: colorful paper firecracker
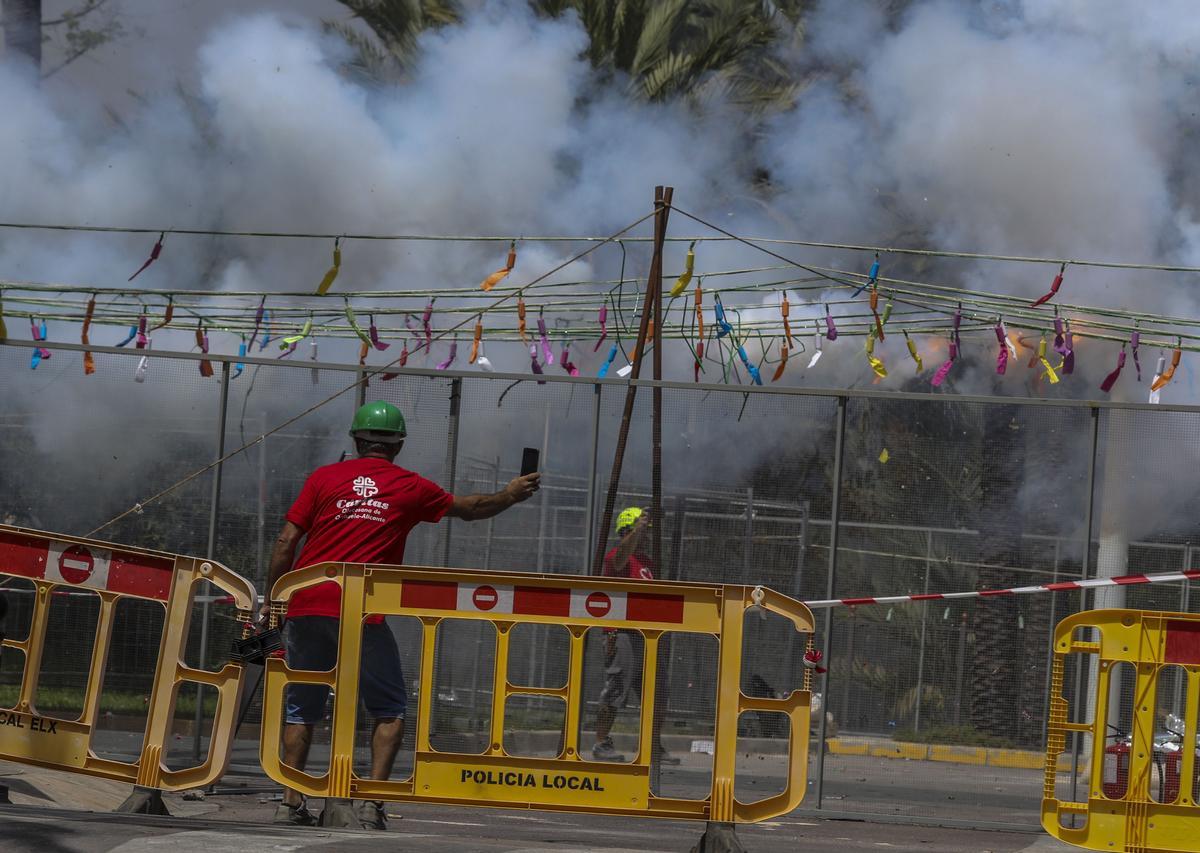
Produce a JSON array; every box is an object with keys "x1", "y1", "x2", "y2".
[
  {"x1": 808, "y1": 322, "x2": 823, "y2": 369},
  {"x1": 1150, "y1": 344, "x2": 1181, "y2": 392},
  {"x1": 82, "y1": 295, "x2": 95, "y2": 375},
  {"x1": 593, "y1": 304, "x2": 608, "y2": 351},
  {"x1": 904, "y1": 330, "x2": 922, "y2": 372},
  {"x1": 824, "y1": 305, "x2": 838, "y2": 341},
  {"x1": 480, "y1": 241, "x2": 516, "y2": 292},
  {"x1": 669, "y1": 242, "x2": 695, "y2": 298},
  {"x1": 1031, "y1": 263, "x2": 1065, "y2": 308},
  {"x1": 599, "y1": 343, "x2": 618, "y2": 378},
  {"x1": 1100, "y1": 346, "x2": 1126, "y2": 393},
  {"x1": 436, "y1": 340, "x2": 457, "y2": 370},
  {"x1": 315, "y1": 238, "x2": 342, "y2": 295},
  {"x1": 469, "y1": 316, "x2": 483, "y2": 364},
  {"x1": 128, "y1": 232, "x2": 164, "y2": 281},
  {"x1": 368, "y1": 315, "x2": 390, "y2": 351}
]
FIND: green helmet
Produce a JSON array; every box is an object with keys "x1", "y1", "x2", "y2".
[
  {"x1": 350, "y1": 400, "x2": 407, "y2": 444},
  {"x1": 616, "y1": 506, "x2": 643, "y2": 534}
]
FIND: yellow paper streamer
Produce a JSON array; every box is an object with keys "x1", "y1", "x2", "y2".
[
  {"x1": 281, "y1": 317, "x2": 313, "y2": 348},
  {"x1": 879, "y1": 448, "x2": 890, "y2": 464},
  {"x1": 669, "y1": 241, "x2": 696, "y2": 298},
  {"x1": 904, "y1": 331, "x2": 922, "y2": 372},
  {"x1": 1037, "y1": 337, "x2": 1060, "y2": 384},
  {"x1": 865, "y1": 334, "x2": 887, "y2": 378},
  {"x1": 344, "y1": 300, "x2": 373, "y2": 347},
  {"x1": 480, "y1": 241, "x2": 517, "y2": 292},
  {"x1": 0, "y1": 295, "x2": 6, "y2": 340},
  {"x1": 315, "y1": 238, "x2": 342, "y2": 295},
  {"x1": 1151, "y1": 346, "x2": 1182, "y2": 391}
]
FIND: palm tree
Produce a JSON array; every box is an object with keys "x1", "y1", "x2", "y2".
[
  {"x1": 328, "y1": 0, "x2": 805, "y2": 111},
  {"x1": 324, "y1": 0, "x2": 463, "y2": 84}
]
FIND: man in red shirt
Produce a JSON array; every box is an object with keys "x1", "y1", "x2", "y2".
[
  {"x1": 591, "y1": 507, "x2": 678, "y2": 765},
  {"x1": 265, "y1": 401, "x2": 539, "y2": 829}
]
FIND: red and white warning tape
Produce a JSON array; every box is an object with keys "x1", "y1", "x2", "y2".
[{"x1": 802, "y1": 567, "x2": 1200, "y2": 609}]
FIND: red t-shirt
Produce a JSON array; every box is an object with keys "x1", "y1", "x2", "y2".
[
  {"x1": 285, "y1": 457, "x2": 454, "y2": 619},
  {"x1": 602, "y1": 548, "x2": 655, "y2": 580}
]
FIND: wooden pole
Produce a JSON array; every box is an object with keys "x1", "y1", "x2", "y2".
[{"x1": 590, "y1": 186, "x2": 673, "y2": 574}]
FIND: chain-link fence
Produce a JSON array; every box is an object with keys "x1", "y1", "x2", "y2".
[{"x1": 4, "y1": 337, "x2": 1199, "y2": 828}]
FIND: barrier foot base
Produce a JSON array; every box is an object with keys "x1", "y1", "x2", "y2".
[
  {"x1": 690, "y1": 822, "x2": 745, "y2": 853},
  {"x1": 116, "y1": 785, "x2": 171, "y2": 816},
  {"x1": 318, "y1": 798, "x2": 358, "y2": 828}
]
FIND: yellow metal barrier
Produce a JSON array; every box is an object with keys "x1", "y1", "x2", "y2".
[
  {"x1": 0, "y1": 524, "x2": 257, "y2": 791},
  {"x1": 1043, "y1": 609, "x2": 1200, "y2": 852},
  {"x1": 261, "y1": 564, "x2": 815, "y2": 822}
]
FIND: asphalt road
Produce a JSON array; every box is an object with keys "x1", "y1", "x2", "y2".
[{"x1": 0, "y1": 798, "x2": 1066, "y2": 853}]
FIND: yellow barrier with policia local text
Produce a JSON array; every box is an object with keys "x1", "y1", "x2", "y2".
[{"x1": 260, "y1": 563, "x2": 815, "y2": 823}]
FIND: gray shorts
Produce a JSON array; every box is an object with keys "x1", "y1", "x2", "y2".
[{"x1": 599, "y1": 631, "x2": 643, "y2": 710}]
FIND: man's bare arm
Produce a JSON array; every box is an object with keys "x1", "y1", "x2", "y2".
[
  {"x1": 447, "y1": 473, "x2": 540, "y2": 521},
  {"x1": 260, "y1": 521, "x2": 305, "y2": 616}
]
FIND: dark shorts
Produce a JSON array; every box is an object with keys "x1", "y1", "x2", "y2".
[
  {"x1": 599, "y1": 631, "x2": 643, "y2": 710},
  {"x1": 284, "y1": 616, "x2": 407, "y2": 725}
]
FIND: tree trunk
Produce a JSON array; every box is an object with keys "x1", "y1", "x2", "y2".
[
  {"x1": 968, "y1": 404, "x2": 1024, "y2": 740},
  {"x1": 3, "y1": 0, "x2": 41, "y2": 69}
]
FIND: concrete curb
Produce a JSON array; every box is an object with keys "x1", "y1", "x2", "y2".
[{"x1": 825, "y1": 736, "x2": 1071, "y2": 771}]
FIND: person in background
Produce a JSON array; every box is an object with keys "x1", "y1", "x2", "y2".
[
  {"x1": 265, "y1": 401, "x2": 540, "y2": 830},
  {"x1": 591, "y1": 507, "x2": 679, "y2": 765}
]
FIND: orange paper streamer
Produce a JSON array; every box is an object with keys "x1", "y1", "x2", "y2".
[
  {"x1": 1151, "y1": 345, "x2": 1182, "y2": 391},
  {"x1": 518, "y1": 297, "x2": 528, "y2": 344},
  {"x1": 480, "y1": 241, "x2": 517, "y2": 291},
  {"x1": 469, "y1": 316, "x2": 483, "y2": 364},
  {"x1": 781, "y1": 293, "x2": 793, "y2": 348},
  {"x1": 149, "y1": 297, "x2": 174, "y2": 332},
  {"x1": 771, "y1": 342, "x2": 788, "y2": 382},
  {"x1": 82, "y1": 295, "x2": 96, "y2": 375}
]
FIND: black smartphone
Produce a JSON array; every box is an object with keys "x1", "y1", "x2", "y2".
[{"x1": 520, "y1": 447, "x2": 540, "y2": 477}]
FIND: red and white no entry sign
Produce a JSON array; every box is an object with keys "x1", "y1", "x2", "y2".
[
  {"x1": 58, "y1": 544, "x2": 95, "y2": 584},
  {"x1": 472, "y1": 584, "x2": 499, "y2": 611},
  {"x1": 584, "y1": 591, "x2": 612, "y2": 618}
]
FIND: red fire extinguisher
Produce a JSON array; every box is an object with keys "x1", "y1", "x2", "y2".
[{"x1": 1103, "y1": 739, "x2": 1129, "y2": 799}]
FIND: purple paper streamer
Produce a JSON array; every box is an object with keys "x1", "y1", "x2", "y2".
[
  {"x1": 136, "y1": 315, "x2": 148, "y2": 349},
  {"x1": 369, "y1": 316, "x2": 390, "y2": 351},
  {"x1": 435, "y1": 340, "x2": 457, "y2": 370},
  {"x1": 825, "y1": 307, "x2": 838, "y2": 341},
  {"x1": 994, "y1": 324, "x2": 1008, "y2": 375},
  {"x1": 593, "y1": 305, "x2": 608, "y2": 352},
  {"x1": 530, "y1": 343, "x2": 546, "y2": 384},
  {"x1": 537, "y1": 317, "x2": 554, "y2": 365},
  {"x1": 931, "y1": 342, "x2": 957, "y2": 388}
]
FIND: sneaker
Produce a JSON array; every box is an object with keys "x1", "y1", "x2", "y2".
[
  {"x1": 354, "y1": 799, "x2": 388, "y2": 830},
  {"x1": 272, "y1": 800, "x2": 317, "y2": 826},
  {"x1": 592, "y1": 739, "x2": 626, "y2": 762},
  {"x1": 655, "y1": 749, "x2": 681, "y2": 766}
]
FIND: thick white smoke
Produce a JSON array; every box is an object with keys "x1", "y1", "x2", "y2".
[{"x1": 5, "y1": 0, "x2": 1200, "y2": 535}]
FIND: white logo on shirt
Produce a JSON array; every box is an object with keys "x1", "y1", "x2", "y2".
[{"x1": 352, "y1": 476, "x2": 379, "y2": 498}]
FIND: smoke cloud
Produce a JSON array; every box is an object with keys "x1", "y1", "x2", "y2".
[{"x1": 5, "y1": 0, "x2": 1200, "y2": 538}]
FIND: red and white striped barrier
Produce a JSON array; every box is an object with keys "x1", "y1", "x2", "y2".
[
  {"x1": 0, "y1": 529, "x2": 174, "y2": 600},
  {"x1": 400, "y1": 579, "x2": 686, "y2": 623},
  {"x1": 803, "y1": 567, "x2": 1200, "y2": 609}
]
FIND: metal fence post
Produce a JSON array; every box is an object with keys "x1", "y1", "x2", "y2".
[
  {"x1": 1069, "y1": 405, "x2": 1100, "y2": 804},
  {"x1": 441, "y1": 377, "x2": 462, "y2": 567},
  {"x1": 583, "y1": 383, "x2": 602, "y2": 572},
  {"x1": 814, "y1": 394, "x2": 847, "y2": 809},
  {"x1": 913, "y1": 529, "x2": 933, "y2": 733},
  {"x1": 194, "y1": 360, "x2": 230, "y2": 762}
]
